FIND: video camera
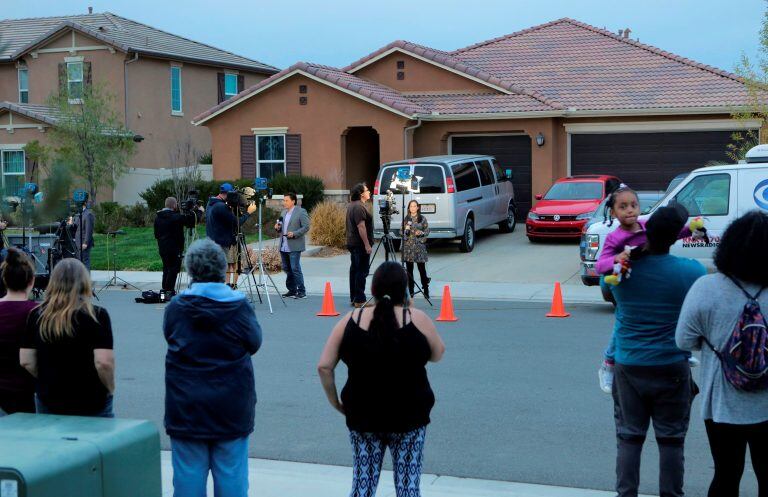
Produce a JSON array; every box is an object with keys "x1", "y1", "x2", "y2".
[
  {"x1": 181, "y1": 189, "x2": 200, "y2": 212},
  {"x1": 378, "y1": 190, "x2": 399, "y2": 218}
]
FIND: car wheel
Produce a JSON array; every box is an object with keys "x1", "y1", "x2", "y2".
[
  {"x1": 459, "y1": 218, "x2": 475, "y2": 252},
  {"x1": 498, "y1": 203, "x2": 517, "y2": 233},
  {"x1": 601, "y1": 283, "x2": 616, "y2": 306}
]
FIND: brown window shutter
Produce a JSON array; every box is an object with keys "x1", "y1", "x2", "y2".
[
  {"x1": 240, "y1": 135, "x2": 256, "y2": 179},
  {"x1": 58, "y1": 63, "x2": 67, "y2": 95},
  {"x1": 286, "y1": 134, "x2": 301, "y2": 175},
  {"x1": 237, "y1": 74, "x2": 244, "y2": 93},
  {"x1": 217, "y1": 73, "x2": 225, "y2": 104},
  {"x1": 84, "y1": 61, "x2": 92, "y2": 88}
]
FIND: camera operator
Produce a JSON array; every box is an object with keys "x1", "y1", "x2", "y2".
[
  {"x1": 205, "y1": 183, "x2": 256, "y2": 288},
  {"x1": 154, "y1": 197, "x2": 199, "y2": 295},
  {"x1": 68, "y1": 201, "x2": 95, "y2": 270},
  {"x1": 346, "y1": 183, "x2": 373, "y2": 308},
  {"x1": 274, "y1": 192, "x2": 310, "y2": 299}
]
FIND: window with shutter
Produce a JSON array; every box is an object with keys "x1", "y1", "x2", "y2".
[
  {"x1": 240, "y1": 135, "x2": 256, "y2": 179},
  {"x1": 286, "y1": 135, "x2": 301, "y2": 176},
  {"x1": 217, "y1": 73, "x2": 225, "y2": 104},
  {"x1": 66, "y1": 61, "x2": 84, "y2": 102},
  {"x1": 237, "y1": 74, "x2": 245, "y2": 93},
  {"x1": 224, "y1": 73, "x2": 238, "y2": 100}
]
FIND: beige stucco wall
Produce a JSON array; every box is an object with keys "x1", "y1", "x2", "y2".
[
  {"x1": 354, "y1": 52, "x2": 494, "y2": 94},
  {"x1": 0, "y1": 64, "x2": 20, "y2": 102},
  {"x1": 125, "y1": 56, "x2": 267, "y2": 171},
  {"x1": 204, "y1": 74, "x2": 409, "y2": 189}
]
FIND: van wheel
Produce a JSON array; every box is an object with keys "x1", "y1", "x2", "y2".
[
  {"x1": 459, "y1": 218, "x2": 475, "y2": 252},
  {"x1": 498, "y1": 203, "x2": 517, "y2": 233}
]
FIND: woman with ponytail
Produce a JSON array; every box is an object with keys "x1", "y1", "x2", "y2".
[
  {"x1": 318, "y1": 261, "x2": 445, "y2": 497},
  {"x1": 0, "y1": 248, "x2": 37, "y2": 414},
  {"x1": 19, "y1": 258, "x2": 115, "y2": 417}
]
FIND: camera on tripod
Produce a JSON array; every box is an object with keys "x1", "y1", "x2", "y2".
[
  {"x1": 378, "y1": 190, "x2": 399, "y2": 218},
  {"x1": 181, "y1": 189, "x2": 200, "y2": 213}
]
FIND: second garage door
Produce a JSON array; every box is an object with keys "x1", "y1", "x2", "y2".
[
  {"x1": 451, "y1": 135, "x2": 532, "y2": 219},
  {"x1": 571, "y1": 131, "x2": 735, "y2": 191}
]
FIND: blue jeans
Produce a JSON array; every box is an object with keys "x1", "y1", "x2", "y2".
[
  {"x1": 35, "y1": 394, "x2": 114, "y2": 418},
  {"x1": 171, "y1": 436, "x2": 249, "y2": 497},
  {"x1": 348, "y1": 246, "x2": 370, "y2": 304},
  {"x1": 280, "y1": 250, "x2": 305, "y2": 294}
]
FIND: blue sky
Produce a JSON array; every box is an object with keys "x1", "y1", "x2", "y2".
[{"x1": 3, "y1": 0, "x2": 765, "y2": 73}]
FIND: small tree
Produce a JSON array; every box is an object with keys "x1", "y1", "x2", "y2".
[
  {"x1": 168, "y1": 135, "x2": 202, "y2": 203},
  {"x1": 47, "y1": 83, "x2": 136, "y2": 200},
  {"x1": 23, "y1": 140, "x2": 52, "y2": 184},
  {"x1": 730, "y1": 3, "x2": 768, "y2": 161}
]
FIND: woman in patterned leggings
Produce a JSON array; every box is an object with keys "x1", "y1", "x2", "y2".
[{"x1": 318, "y1": 261, "x2": 445, "y2": 497}]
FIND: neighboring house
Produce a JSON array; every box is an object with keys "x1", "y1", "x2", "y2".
[
  {"x1": 193, "y1": 18, "x2": 759, "y2": 217},
  {"x1": 0, "y1": 10, "x2": 278, "y2": 201}
]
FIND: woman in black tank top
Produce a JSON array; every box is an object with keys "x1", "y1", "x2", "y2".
[{"x1": 318, "y1": 261, "x2": 445, "y2": 497}]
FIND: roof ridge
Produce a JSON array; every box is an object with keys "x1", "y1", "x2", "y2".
[
  {"x1": 104, "y1": 13, "x2": 279, "y2": 71},
  {"x1": 559, "y1": 18, "x2": 743, "y2": 83},
  {"x1": 0, "y1": 12, "x2": 93, "y2": 23},
  {"x1": 451, "y1": 18, "x2": 570, "y2": 54}
]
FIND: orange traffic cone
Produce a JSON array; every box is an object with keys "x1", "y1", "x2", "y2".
[
  {"x1": 436, "y1": 285, "x2": 458, "y2": 322},
  {"x1": 316, "y1": 281, "x2": 340, "y2": 317},
  {"x1": 546, "y1": 281, "x2": 570, "y2": 318}
]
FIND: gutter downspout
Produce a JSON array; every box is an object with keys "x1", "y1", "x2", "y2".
[
  {"x1": 123, "y1": 52, "x2": 139, "y2": 129},
  {"x1": 403, "y1": 116, "x2": 422, "y2": 159}
]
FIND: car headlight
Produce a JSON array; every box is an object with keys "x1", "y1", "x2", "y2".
[
  {"x1": 585, "y1": 233, "x2": 600, "y2": 261},
  {"x1": 576, "y1": 212, "x2": 592, "y2": 220},
  {"x1": 527, "y1": 211, "x2": 539, "y2": 220}
]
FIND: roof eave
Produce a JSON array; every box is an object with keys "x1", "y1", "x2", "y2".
[
  {"x1": 565, "y1": 106, "x2": 749, "y2": 117},
  {"x1": 419, "y1": 110, "x2": 565, "y2": 121},
  {"x1": 130, "y1": 48, "x2": 278, "y2": 75}
]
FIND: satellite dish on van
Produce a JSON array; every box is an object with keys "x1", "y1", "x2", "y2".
[{"x1": 745, "y1": 144, "x2": 768, "y2": 163}]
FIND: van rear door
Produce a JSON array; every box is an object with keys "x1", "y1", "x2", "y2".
[{"x1": 738, "y1": 167, "x2": 768, "y2": 215}]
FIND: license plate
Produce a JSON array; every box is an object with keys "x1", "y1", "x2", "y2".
[{"x1": 420, "y1": 204, "x2": 436, "y2": 214}]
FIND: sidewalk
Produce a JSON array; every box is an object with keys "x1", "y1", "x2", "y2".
[{"x1": 159, "y1": 452, "x2": 647, "y2": 497}]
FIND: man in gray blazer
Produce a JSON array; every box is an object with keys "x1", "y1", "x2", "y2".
[{"x1": 274, "y1": 192, "x2": 310, "y2": 298}]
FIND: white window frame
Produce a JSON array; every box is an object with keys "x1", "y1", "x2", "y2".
[
  {"x1": 256, "y1": 134, "x2": 286, "y2": 179},
  {"x1": 1, "y1": 149, "x2": 26, "y2": 195},
  {"x1": 224, "y1": 73, "x2": 239, "y2": 100},
  {"x1": 18, "y1": 68, "x2": 29, "y2": 104},
  {"x1": 170, "y1": 66, "x2": 183, "y2": 115},
  {"x1": 66, "y1": 61, "x2": 84, "y2": 104}
]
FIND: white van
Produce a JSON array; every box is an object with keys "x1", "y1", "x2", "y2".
[
  {"x1": 372, "y1": 155, "x2": 516, "y2": 252},
  {"x1": 581, "y1": 144, "x2": 768, "y2": 301}
]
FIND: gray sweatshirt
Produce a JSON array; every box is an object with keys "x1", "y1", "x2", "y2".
[{"x1": 676, "y1": 273, "x2": 768, "y2": 424}]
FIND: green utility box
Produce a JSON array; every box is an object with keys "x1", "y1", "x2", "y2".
[{"x1": 0, "y1": 414, "x2": 161, "y2": 497}]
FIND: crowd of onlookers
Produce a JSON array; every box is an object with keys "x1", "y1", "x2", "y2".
[{"x1": 0, "y1": 209, "x2": 766, "y2": 497}]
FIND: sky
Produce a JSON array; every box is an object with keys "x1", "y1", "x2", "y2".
[{"x1": 2, "y1": 0, "x2": 765, "y2": 73}]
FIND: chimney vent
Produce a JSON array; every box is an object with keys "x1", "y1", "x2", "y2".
[
  {"x1": 88, "y1": 6, "x2": 93, "y2": 14},
  {"x1": 623, "y1": 28, "x2": 631, "y2": 39},
  {"x1": 618, "y1": 29, "x2": 624, "y2": 37}
]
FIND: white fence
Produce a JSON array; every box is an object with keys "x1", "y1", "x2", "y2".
[{"x1": 113, "y1": 164, "x2": 213, "y2": 205}]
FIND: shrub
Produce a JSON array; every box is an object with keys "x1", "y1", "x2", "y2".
[
  {"x1": 199, "y1": 151, "x2": 213, "y2": 164},
  {"x1": 140, "y1": 178, "x2": 228, "y2": 211},
  {"x1": 93, "y1": 202, "x2": 127, "y2": 234},
  {"x1": 125, "y1": 202, "x2": 155, "y2": 227},
  {"x1": 268, "y1": 174, "x2": 325, "y2": 211},
  {"x1": 309, "y1": 200, "x2": 347, "y2": 248}
]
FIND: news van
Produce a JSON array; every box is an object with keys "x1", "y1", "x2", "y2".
[{"x1": 580, "y1": 144, "x2": 768, "y2": 302}]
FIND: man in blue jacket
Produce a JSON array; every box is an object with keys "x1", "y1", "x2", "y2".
[
  {"x1": 205, "y1": 183, "x2": 256, "y2": 288},
  {"x1": 163, "y1": 238, "x2": 262, "y2": 497}
]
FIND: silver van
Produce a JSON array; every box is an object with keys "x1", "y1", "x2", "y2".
[{"x1": 372, "y1": 155, "x2": 516, "y2": 252}]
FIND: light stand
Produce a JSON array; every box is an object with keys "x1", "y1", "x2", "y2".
[{"x1": 98, "y1": 231, "x2": 140, "y2": 294}]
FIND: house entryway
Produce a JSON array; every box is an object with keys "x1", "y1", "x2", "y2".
[{"x1": 343, "y1": 126, "x2": 380, "y2": 190}]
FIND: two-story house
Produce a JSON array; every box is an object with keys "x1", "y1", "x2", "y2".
[{"x1": 0, "y1": 10, "x2": 278, "y2": 201}]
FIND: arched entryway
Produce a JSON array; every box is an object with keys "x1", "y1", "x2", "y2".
[{"x1": 343, "y1": 126, "x2": 380, "y2": 190}]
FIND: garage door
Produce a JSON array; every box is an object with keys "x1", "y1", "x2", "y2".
[
  {"x1": 451, "y1": 135, "x2": 532, "y2": 218},
  {"x1": 571, "y1": 131, "x2": 735, "y2": 191}
]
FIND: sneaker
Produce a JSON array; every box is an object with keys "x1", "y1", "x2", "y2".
[
  {"x1": 353, "y1": 301, "x2": 373, "y2": 308},
  {"x1": 598, "y1": 362, "x2": 614, "y2": 394},
  {"x1": 295, "y1": 293, "x2": 307, "y2": 299},
  {"x1": 282, "y1": 291, "x2": 297, "y2": 298},
  {"x1": 688, "y1": 356, "x2": 700, "y2": 368}
]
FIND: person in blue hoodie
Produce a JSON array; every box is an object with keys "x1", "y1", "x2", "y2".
[
  {"x1": 205, "y1": 183, "x2": 256, "y2": 289},
  {"x1": 163, "y1": 238, "x2": 262, "y2": 497}
]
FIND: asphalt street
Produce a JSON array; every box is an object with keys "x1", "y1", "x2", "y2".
[{"x1": 104, "y1": 290, "x2": 759, "y2": 497}]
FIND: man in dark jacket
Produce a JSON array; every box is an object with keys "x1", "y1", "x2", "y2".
[
  {"x1": 163, "y1": 238, "x2": 262, "y2": 496},
  {"x1": 69, "y1": 202, "x2": 95, "y2": 269},
  {"x1": 154, "y1": 197, "x2": 196, "y2": 294},
  {"x1": 205, "y1": 183, "x2": 256, "y2": 288}
]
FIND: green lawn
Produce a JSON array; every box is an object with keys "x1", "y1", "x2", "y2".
[{"x1": 91, "y1": 226, "x2": 271, "y2": 271}]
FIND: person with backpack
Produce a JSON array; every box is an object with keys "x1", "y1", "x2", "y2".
[{"x1": 676, "y1": 210, "x2": 768, "y2": 497}]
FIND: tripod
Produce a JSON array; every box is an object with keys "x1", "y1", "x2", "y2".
[
  {"x1": 98, "y1": 231, "x2": 140, "y2": 294},
  {"x1": 175, "y1": 223, "x2": 198, "y2": 292},
  {"x1": 233, "y1": 198, "x2": 285, "y2": 314}
]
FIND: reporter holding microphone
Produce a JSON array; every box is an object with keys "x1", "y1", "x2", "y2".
[
  {"x1": 401, "y1": 200, "x2": 430, "y2": 299},
  {"x1": 274, "y1": 192, "x2": 310, "y2": 299}
]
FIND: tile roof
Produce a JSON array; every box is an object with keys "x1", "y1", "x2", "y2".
[
  {"x1": 451, "y1": 18, "x2": 749, "y2": 111},
  {"x1": 0, "y1": 12, "x2": 278, "y2": 74},
  {"x1": 0, "y1": 102, "x2": 64, "y2": 125},
  {"x1": 405, "y1": 93, "x2": 557, "y2": 115},
  {"x1": 344, "y1": 39, "x2": 563, "y2": 110},
  {"x1": 193, "y1": 61, "x2": 430, "y2": 124}
]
